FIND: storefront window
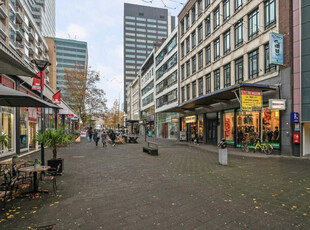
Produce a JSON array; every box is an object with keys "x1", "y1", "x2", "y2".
[
  {"x1": 156, "y1": 113, "x2": 178, "y2": 139},
  {"x1": 0, "y1": 107, "x2": 14, "y2": 155},
  {"x1": 20, "y1": 109, "x2": 28, "y2": 149},
  {"x1": 198, "y1": 114, "x2": 203, "y2": 142},
  {"x1": 236, "y1": 110, "x2": 260, "y2": 147},
  {"x1": 262, "y1": 107, "x2": 280, "y2": 149},
  {"x1": 223, "y1": 110, "x2": 235, "y2": 145}
]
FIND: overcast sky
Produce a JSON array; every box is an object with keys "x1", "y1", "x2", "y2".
[{"x1": 55, "y1": 0, "x2": 187, "y2": 109}]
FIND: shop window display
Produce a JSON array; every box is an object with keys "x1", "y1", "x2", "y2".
[
  {"x1": 262, "y1": 107, "x2": 280, "y2": 149},
  {"x1": 198, "y1": 114, "x2": 203, "y2": 142},
  {"x1": 1, "y1": 107, "x2": 14, "y2": 154},
  {"x1": 223, "y1": 110, "x2": 235, "y2": 145},
  {"x1": 236, "y1": 111, "x2": 260, "y2": 147}
]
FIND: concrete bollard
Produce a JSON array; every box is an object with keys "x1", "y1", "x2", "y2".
[{"x1": 218, "y1": 138, "x2": 228, "y2": 166}]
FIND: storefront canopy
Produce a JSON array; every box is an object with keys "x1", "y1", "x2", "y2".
[
  {"x1": 166, "y1": 83, "x2": 277, "y2": 112},
  {"x1": 126, "y1": 120, "x2": 139, "y2": 124},
  {"x1": 0, "y1": 40, "x2": 38, "y2": 78},
  {"x1": 0, "y1": 84, "x2": 60, "y2": 108}
]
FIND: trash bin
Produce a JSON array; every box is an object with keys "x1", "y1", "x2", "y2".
[{"x1": 218, "y1": 138, "x2": 228, "y2": 165}]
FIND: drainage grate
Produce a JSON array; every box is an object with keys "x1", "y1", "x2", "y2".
[{"x1": 32, "y1": 224, "x2": 55, "y2": 230}]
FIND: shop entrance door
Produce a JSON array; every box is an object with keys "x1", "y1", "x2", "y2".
[
  {"x1": 162, "y1": 123, "x2": 168, "y2": 138},
  {"x1": 207, "y1": 119, "x2": 217, "y2": 145}
]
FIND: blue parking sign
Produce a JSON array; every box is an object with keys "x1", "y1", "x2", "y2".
[{"x1": 291, "y1": 112, "x2": 299, "y2": 123}]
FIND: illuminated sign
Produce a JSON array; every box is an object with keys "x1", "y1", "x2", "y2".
[
  {"x1": 240, "y1": 90, "x2": 262, "y2": 112},
  {"x1": 185, "y1": 115, "x2": 196, "y2": 123},
  {"x1": 269, "y1": 99, "x2": 286, "y2": 110}
]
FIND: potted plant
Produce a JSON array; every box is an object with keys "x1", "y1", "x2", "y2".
[
  {"x1": 35, "y1": 126, "x2": 75, "y2": 174},
  {"x1": 12, "y1": 154, "x2": 19, "y2": 163},
  {"x1": 0, "y1": 133, "x2": 9, "y2": 152},
  {"x1": 34, "y1": 159, "x2": 41, "y2": 169}
]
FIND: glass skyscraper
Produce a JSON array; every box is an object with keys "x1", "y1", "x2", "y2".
[{"x1": 53, "y1": 38, "x2": 88, "y2": 95}]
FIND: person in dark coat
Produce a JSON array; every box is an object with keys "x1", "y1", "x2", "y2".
[
  {"x1": 93, "y1": 129, "x2": 100, "y2": 146},
  {"x1": 110, "y1": 130, "x2": 116, "y2": 147},
  {"x1": 87, "y1": 127, "x2": 93, "y2": 142}
]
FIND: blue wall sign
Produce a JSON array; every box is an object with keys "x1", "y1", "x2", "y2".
[
  {"x1": 291, "y1": 112, "x2": 299, "y2": 123},
  {"x1": 269, "y1": 33, "x2": 284, "y2": 65}
]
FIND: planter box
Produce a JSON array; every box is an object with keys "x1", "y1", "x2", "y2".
[{"x1": 47, "y1": 158, "x2": 64, "y2": 174}]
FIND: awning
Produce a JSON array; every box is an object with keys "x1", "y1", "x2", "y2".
[
  {"x1": 166, "y1": 83, "x2": 277, "y2": 112},
  {"x1": 0, "y1": 40, "x2": 38, "y2": 78},
  {"x1": 0, "y1": 84, "x2": 60, "y2": 108}
]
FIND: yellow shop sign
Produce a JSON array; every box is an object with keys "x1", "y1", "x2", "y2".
[{"x1": 185, "y1": 115, "x2": 196, "y2": 123}]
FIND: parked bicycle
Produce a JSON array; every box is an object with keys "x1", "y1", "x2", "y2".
[
  {"x1": 253, "y1": 138, "x2": 273, "y2": 154},
  {"x1": 241, "y1": 134, "x2": 250, "y2": 153}
]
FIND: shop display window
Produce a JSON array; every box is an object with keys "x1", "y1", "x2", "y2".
[
  {"x1": 236, "y1": 110, "x2": 260, "y2": 147},
  {"x1": 223, "y1": 110, "x2": 235, "y2": 145},
  {"x1": 262, "y1": 107, "x2": 280, "y2": 149},
  {"x1": 198, "y1": 114, "x2": 204, "y2": 142},
  {"x1": 0, "y1": 107, "x2": 14, "y2": 155},
  {"x1": 20, "y1": 109, "x2": 28, "y2": 149}
]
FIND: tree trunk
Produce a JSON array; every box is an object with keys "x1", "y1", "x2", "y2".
[{"x1": 53, "y1": 147, "x2": 57, "y2": 160}]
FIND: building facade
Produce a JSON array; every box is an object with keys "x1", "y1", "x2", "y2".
[
  {"x1": 52, "y1": 37, "x2": 88, "y2": 95},
  {"x1": 25, "y1": 0, "x2": 56, "y2": 37},
  {"x1": 154, "y1": 27, "x2": 179, "y2": 139},
  {"x1": 140, "y1": 50, "x2": 155, "y2": 136},
  {"x1": 176, "y1": 0, "x2": 293, "y2": 155},
  {"x1": 123, "y1": 3, "x2": 175, "y2": 112}
]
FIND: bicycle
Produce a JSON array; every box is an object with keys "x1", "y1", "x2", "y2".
[
  {"x1": 241, "y1": 140, "x2": 249, "y2": 153},
  {"x1": 253, "y1": 138, "x2": 273, "y2": 154}
]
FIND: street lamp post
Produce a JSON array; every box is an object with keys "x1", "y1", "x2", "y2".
[{"x1": 31, "y1": 59, "x2": 51, "y2": 166}]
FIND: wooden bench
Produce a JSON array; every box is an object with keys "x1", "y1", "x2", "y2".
[{"x1": 143, "y1": 142, "x2": 158, "y2": 156}]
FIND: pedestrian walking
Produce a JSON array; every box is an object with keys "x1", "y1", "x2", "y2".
[
  {"x1": 93, "y1": 129, "x2": 100, "y2": 146},
  {"x1": 109, "y1": 130, "x2": 116, "y2": 147},
  {"x1": 101, "y1": 130, "x2": 107, "y2": 147},
  {"x1": 87, "y1": 127, "x2": 93, "y2": 142}
]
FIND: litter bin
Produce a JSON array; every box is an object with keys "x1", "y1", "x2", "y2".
[{"x1": 218, "y1": 138, "x2": 228, "y2": 165}]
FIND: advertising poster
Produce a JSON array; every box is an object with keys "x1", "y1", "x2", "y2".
[
  {"x1": 240, "y1": 90, "x2": 262, "y2": 112},
  {"x1": 269, "y1": 32, "x2": 284, "y2": 65}
]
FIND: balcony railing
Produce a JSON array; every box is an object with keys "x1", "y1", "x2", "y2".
[
  {"x1": 0, "y1": 21, "x2": 8, "y2": 37},
  {"x1": 0, "y1": 3, "x2": 8, "y2": 19}
]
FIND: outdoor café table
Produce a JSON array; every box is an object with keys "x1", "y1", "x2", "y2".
[{"x1": 18, "y1": 165, "x2": 51, "y2": 194}]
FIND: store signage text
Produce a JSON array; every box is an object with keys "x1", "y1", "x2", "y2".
[
  {"x1": 185, "y1": 115, "x2": 196, "y2": 123},
  {"x1": 240, "y1": 90, "x2": 262, "y2": 112},
  {"x1": 269, "y1": 99, "x2": 286, "y2": 110},
  {"x1": 269, "y1": 32, "x2": 284, "y2": 65}
]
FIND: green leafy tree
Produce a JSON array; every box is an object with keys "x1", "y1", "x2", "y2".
[
  {"x1": 36, "y1": 126, "x2": 75, "y2": 160},
  {"x1": 63, "y1": 65, "x2": 107, "y2": 125}
]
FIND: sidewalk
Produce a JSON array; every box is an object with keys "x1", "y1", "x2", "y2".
[
  {"x1": 1, "y1": 137, "x2": 309, "y2": 229},
  {"x1": 143, "y1": 135, "x2": 309, "y2": 160}
]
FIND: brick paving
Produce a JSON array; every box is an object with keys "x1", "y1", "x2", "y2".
[{"x1": 1, "y1": 137, "x2": 310, "y2": 230}]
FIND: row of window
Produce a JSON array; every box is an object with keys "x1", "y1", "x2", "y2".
[
  {"x1": 156, "y1": 52, "x2": 177, "y2": 81},
  {"x1": 181, "y1": 2, "x2": 276, "y2": 60},
  {"x1": 156, "y1": 89, "x2": 177, "y2": 109},
  {"x1": 125, "y1": 33, "x2": 167, "y2": 40},
  {"x1": 125, "y1": 16, "x2": 167, "y2": 24},
  {"x1": 156, "y1": 71, "x2": 177, "y2": 94},
  {"x1": 182, "y1": 43, "x2": 275, "y2": 82},
  {"x1": 125, "y1": 21, "x2": 167, "y2": 29},
  {"x1": 125, "y1": 60, "x2": 144, "y2": 65},
  {"x1": 125, "y1": 54, "x2": 147, "y2": 59},
  {"x1": 181, "y1": 44, "x2": 276, "y2": 102},
  {"x1": 181, "y1": 0, "x2": 275, "y2": 36},
  {"x1": 156, "y1": 35, "x2": 177, "y2": 66},
  {"x1": 142, "y1": 93, "x2": 154, "y2": 107},
  {"x1": 125, "y1": 43, "x2": 154, "y2": 49}
]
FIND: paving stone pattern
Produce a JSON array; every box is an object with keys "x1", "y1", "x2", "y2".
[{"x1": 1, "y1": 137, "x2": 310, "y2": 230}]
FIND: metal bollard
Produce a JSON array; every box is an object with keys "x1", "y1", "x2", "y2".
[{"x1": 218, "y1": 138, "x2": 228, "y2": 165}]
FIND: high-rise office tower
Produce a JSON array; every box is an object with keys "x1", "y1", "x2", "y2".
[
  {"x1": 123, "y1": 3, "x2": 175, "y2": 113},
  {"x1": 25, "y1": 0, "x2": 55, "y2": 37},
  {"x1": 48, "y1": 38, "x2": 88, "y2": 96}
]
